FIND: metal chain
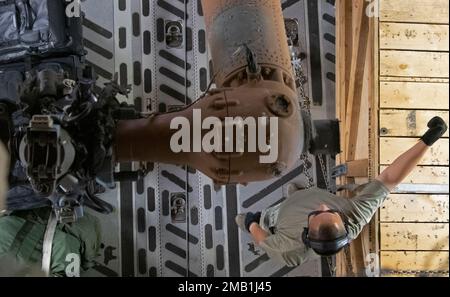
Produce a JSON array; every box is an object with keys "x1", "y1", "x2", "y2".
[
  {"x1": 294, "y1": 58, "x2": 311, "y2": 117},
  {"x1": 325, "y1": 256, "x2": 337, "y2": 277},
  {"x1": 318, "y1": 154, "x2": 331, "y2": 192},
  {"x1": 293, "y1": 58, "x2": 314, "y2": 189},
  {"x1": 292, "y1": 57, "x2": 330, "y2": 192},
  {"x1": 300, "y1": 153, "x2": 315, "y2": 189}
]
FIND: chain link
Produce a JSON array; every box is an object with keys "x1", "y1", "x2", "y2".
[
  {"x1": 325, "y1": 256, "x2": 337, "y2": 277},
  {"x1": 300, "y1": 153, "x2": 315, "y2": 189},
  {"x1": 318, "y1": 154, "x2": 331, "y2": 192},
  {"x1": 292, "y1": 57, "x2": 330, "y2": 192},
  {"x1": 294, "y1": 60, "x2": 312, "y2": 118},
  {"x1": 293, "y1": 58, "x2": 315, "y2": 190}
]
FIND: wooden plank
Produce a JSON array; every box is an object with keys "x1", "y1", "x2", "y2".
[
  {"x1": 336, "y1": 1, "x2": 372, "y2": 277},
  {"x1": 381, "y1": 223, "x2": 449, "y2": 251},
  {"x1": 380, "y1": 272, "x2": 449, "y2": 278},
  {"x1": 394, "y1": 184, "x2": 448, "y2": 194},
  {"x1": 380, "y1": 165, "x2": 449, "y2": 185},
  {"x1": 392, "y1": 184, "x2": 448, "y2": 195},
  {"x1": 380, "y1": 77, "x2": 449, "y2": 83},
  {"x1": 380, "y1": 138, "x2": 449, "y2": 165},
  {"x1": 380, "y1": 23, "x2": 449, "y2": 51},
  {"x1": 377, "y1": 0, "x2": 450, "y2": 278},
  {"x1": 380, "y1": 0, "x2": 449, "y2": 24},
  {"x1": 381, "y1": 251, "x2": 449, "y2": 272},
  {"x1": 345, "y1": 0, "x2": 370, "y2": 162},
  {"x1": 381, "y1": 194, "x2": 449, "y2": 223},
  {"x1": 336, "y1": 0, "x2": 353, "y2": 170},
  {"x1": 380, "y1": 82, "x2": 449, "y2": 110},
  {"x1": 354, "y1": 64, "x2": 370, "y2": 163},
  {"x1": 369, "y1": 8, "x2": 381, "y2": 268},
  {"x1": 380, "y1": 50, "x2": 449, "y2": 78},
  {"x1": 382, "y1": 272, "x2": 449, "y2": 277},
  {"x1": 346, "y1": 159, "x2": 369, "y2": 177},
  {"x1": 380, "y1": 110, "x2": 449, "y2": 137}
]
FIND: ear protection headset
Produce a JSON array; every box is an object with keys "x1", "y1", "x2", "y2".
[
  {"x1": 301, "y1": 210, "x2": 351, "y2": 256},
  {"x1": 302, "y1": 228, "x2": 350, "y2": 256}
]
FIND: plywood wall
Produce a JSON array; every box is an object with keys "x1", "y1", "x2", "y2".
[{"x1": 377, "y1": 0, "x2": 449, "y2": 277}]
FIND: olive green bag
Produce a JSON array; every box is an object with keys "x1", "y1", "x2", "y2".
[{"x1": 0, "y1": 208, "x2": 101, "y2": 276}]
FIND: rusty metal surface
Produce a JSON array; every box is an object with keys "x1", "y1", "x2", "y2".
[
  {"x1": 115, "y1": 0, "x2": 302, "y2": 184},
  {"x1": 115, "y1": 82, "x2": 303, "y2": 184},
  {"x1": 202, "y1": 0, "x2": 293, "y2": 87}
]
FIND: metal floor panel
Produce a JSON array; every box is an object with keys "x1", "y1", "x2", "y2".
[{"x1": 81, "y1": 0, "x2": 336, "y2": 277}]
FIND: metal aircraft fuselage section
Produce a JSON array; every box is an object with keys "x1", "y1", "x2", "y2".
[{"x1": 81, "y1": 0, "x2": 336, "y2": 277}]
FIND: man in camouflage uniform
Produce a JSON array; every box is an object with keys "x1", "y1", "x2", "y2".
[{"x1": 236, "y1": 117, "x2": 448, "y2": 268}]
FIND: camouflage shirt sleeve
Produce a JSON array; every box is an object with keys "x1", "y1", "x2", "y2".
[{"x1": 346, "y1": 180, "x2": 391, "y2": 239}]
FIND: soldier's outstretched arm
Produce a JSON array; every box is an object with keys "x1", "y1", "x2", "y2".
[{"x1": 376, "y1": 117, "x2": 447, "y2": 191}]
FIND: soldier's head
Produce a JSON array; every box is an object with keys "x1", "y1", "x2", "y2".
[{"x1": 302, "y1": 204, "x2": 350, "y2": 256}]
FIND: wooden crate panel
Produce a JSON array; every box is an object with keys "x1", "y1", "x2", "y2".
[
  {"x1": 381, "y1": 194, "x2": 449, "y2": 223},
  {"x1": 379, "y1": 165, "x2": 449, "y2": 185},
  {"x1": 377, "y1": 0, "x2": 450, "y2": 278},
  {"x1": 380, "y1": 50, "x2": 449, "y2": 78},
  {"x1": 380, "y1": 138, "x2": 449, "y2": 165},
  {"x1": 381, "y1": 223, "x2": 449, "y2": 250},
  {"x1": 380, "y1": 23, "x2": 449, "y2": 51},
  {"x1": 381, "y1": 77, "x2": 449, "y2": 83},
  {"x1": 380, "y1": 0, "x2": 449, "y2": 24},
  {"x1": 380, "y1": 82, "x2": 449, "y2": 110},
  {"x1": 381, "y1": 251, "x2": 449, "y2": 272},
  {"x1": 381, "y1": 272, "x2": 449, "y2": 277},
  {"x1": 380, "y1": 110, "x2": 449, "y2": 137}
]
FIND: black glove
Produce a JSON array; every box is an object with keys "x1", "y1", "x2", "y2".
[
  {"x1": 245, "y1": 212, "x2": 261, "y2": 232},
  {"x1": 421, "y1": 117, "x2": 448, "y2": 146}
]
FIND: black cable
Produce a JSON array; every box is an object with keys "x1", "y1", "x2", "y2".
[
  {"x1": 84, "y1": 188, "x2": 114, "y2": 214},
  {"x1": 64, "y1": 101, "x2": 92, "y2": 123}
]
